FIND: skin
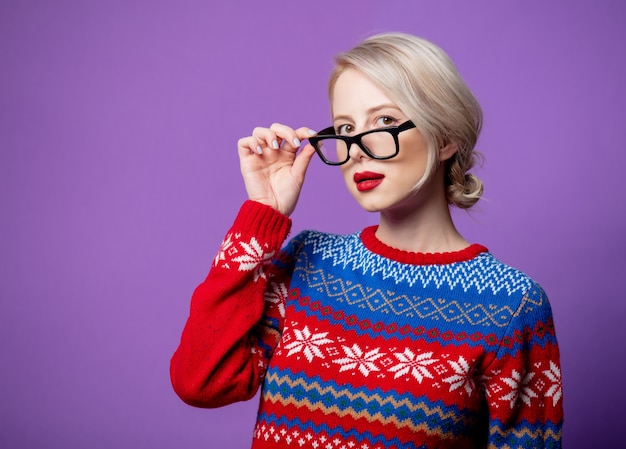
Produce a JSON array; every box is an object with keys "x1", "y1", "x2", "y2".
[
  {"x1": 238, "y1": 123, "x2": 316, "y2": 217},
  {"x1": 237, "y1": 68, "x2": 469, "y2": 253}
]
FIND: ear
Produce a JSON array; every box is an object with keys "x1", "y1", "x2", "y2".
[{"x1": 438, "y1": 142, "x2": 458, "y2": 162}]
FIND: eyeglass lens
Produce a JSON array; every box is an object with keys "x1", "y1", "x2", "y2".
[{"x1": 317, "y1": 131, "x2": 396, "y2": 164}]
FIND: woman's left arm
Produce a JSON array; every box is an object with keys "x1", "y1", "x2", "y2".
[{"x1": 482, "y1": 282, "x2": 563, "y2": 448}]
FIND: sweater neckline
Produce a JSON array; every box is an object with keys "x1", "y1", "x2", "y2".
[{"x1": 360, "y1": 225, "x2": 488, "y2": 265}]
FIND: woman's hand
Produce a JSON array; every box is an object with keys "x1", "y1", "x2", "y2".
[{"x1": 238, "y1": 123, "x2": 317, "y2": 216}]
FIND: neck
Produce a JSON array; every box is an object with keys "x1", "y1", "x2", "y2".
[{"x1": 375, "y1": 169, "x2": 469, "y2": 254}]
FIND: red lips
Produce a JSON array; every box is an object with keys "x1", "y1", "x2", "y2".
[{"x1": 354, "y1": 171, "x2": 385, "y2": 192}]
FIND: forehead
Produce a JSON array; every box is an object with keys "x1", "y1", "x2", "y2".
[{"x1": 331, "y1": 69, "x2": 398, "y2": 118}]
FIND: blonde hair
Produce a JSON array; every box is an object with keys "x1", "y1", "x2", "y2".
[{"x1": 329, "y1": 32, "x2": 484, "y2": 209}]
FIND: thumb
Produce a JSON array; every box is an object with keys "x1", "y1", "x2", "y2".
[{"x1": 291, "y1": 144, "x2": 316, "y2": 184}]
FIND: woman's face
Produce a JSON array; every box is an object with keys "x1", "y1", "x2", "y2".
[{"x1": 331, "y1": 68, "x2": 433, "y2": 214}]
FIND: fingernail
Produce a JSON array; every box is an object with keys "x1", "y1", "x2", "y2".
[
  {"x1": 293, "y1": 138, "x2": 301, "y2": 147},
  {"x1": 256, "y1": 145, "x2": 263, "y2": 154},
  {"x1": 272, "y1": 139, "x2": 279, "y2": 150}
]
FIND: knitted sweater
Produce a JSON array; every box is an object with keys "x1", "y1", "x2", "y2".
[{"x1": 170, "y1": 201, "x2": 563, "y2": 449}]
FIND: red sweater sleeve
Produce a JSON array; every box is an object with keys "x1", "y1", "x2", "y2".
[
  {"x1": 483, "y1": 283, "x2": 563, "y2": 447},
  {"x1": 170, "y1": 200, "x2": 293, "y2": 408}
]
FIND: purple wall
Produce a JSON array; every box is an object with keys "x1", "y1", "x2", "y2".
[{"x1": 1, "y1": 1, "x2": 625, "y2": 447}]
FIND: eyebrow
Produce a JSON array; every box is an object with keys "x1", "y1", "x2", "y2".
[{"x1": 332, "y1": 104, "x2": 403, "y2": 123}]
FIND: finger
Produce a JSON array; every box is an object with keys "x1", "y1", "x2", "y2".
[
  {"x1": 238, "y1": 136, "x2": 264, "y2": 155},
  {"x1": 269, "y1": 123, "x2": 301, "y2": 152},
  {"x1": 295, "y1": 126, "x2": 318, "y2": 141},
  {"x1": 252, "y1": 127, "x2": 280, "y2": 151},
  {"x1": 291, "y1": 144, "x2": 316, "y2": 182}
]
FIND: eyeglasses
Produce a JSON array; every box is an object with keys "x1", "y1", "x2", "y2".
[{"x1": 309, "y1": 121, "x2": 416, "y2": 166}]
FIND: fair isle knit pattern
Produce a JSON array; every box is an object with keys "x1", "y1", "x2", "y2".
[
  {"x1": 170, "y1": 201, "x2": 563, "y2": 449},
  {"x1": 296, "y1": 229, "x2": 531, "y2": 295}
]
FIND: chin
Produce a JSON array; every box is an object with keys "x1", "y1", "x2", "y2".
[
  {"x1": 360, "y1": 204, "x2": 383, "y2": 213},
  {"x1": 350, "y1": 194, "x2": 390, "y2": 213},
  {"x1": 353, "y1": 191, "x2": 425, "y2": 216}
]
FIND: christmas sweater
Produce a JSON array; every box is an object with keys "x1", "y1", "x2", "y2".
[{"x1": 171, "y1": 201, "x2": 563, "y2": 449}]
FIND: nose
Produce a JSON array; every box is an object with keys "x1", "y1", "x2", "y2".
[{"x1": 347, "y1": 142, "x2": 368, "y2": 161}]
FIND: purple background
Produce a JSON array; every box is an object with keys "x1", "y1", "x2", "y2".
[{"x1": 1, "y1": 1, "x2": 625, "y2": 447}]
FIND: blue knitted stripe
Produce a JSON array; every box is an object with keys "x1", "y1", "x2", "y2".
[
  {"x1": 489, "y1": 418, "x2": 562, "y2": 447},
  {"x1": 287, "y1": 295, "x2": 527, "y2": 346},
  {"x1": 262, "y1": 367, "x2": 474, "y2": 436},
  {"x1": 285, "y1": 286, "x2": 556, "y2": 353},
  {"x1": 292, "y1": 230, "x2": 531, "y2": 296}
]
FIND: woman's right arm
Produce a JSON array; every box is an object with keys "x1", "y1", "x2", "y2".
[
  {"x1": 170, "y1": 124, "x2": 316, "y2": 408},
  {"x1": 170, "y1": 200, "x2": 294, "y2": 407}
]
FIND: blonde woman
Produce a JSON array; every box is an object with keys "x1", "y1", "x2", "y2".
[{"x1": 171, "y1": 32, "x2": 563, "y2": 448}]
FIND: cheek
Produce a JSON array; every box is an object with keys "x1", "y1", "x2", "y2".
[
  {"x1": 340, "y1": 166, "x2": 351, "y2": 184},
  {"x1": 397, "y1": 140, "x2": 429, "y2": 169},
  {"x1": 400, "y1": 133, "x2": 429, "y2": 156},
  {"x1": 339, "y1": 161, "x2": 352, "y2": 181},
  {"x1": 394, "y1": 145, "x2": 431, "y2": 188},
  {"x1": 405, "y1": 134, "x2": 432, "y2": 170}
]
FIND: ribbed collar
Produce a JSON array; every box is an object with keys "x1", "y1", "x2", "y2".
[{"x1": 360, "y1": 225, "x2": 488, "y2": 266}]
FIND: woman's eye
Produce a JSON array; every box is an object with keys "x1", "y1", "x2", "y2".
[
  {"x1": 376, "y1": 116, "x2": 395, "y2": 127},
  {"x1": 336, "y1": 124, "x2": 354, "y2": 135}
]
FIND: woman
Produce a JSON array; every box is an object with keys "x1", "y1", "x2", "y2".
[{"x1": 170, "y1": 32, "x2": 563, "y2": 448}]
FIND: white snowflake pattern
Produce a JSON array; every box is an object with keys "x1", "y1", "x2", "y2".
[
  {"x1": 333, "y1": 344, "x2": 385, "y2": 377},
  {"x1": 284, "y1": 326, "x2": 333, "y2": 362},
  {"x1": 500, "y1": 369, "x2": 538, "y2": 408},
  {"x1": 231, "y1": 237, "x2": 275, "y2": 281},
  {"x1": 442, "y1": 355, "x2": 476, "y2": 395},
  {"x1": 264, "y1": 282, "x2": 287, "y2": 317},
  {"x1": 389, "y1": 348, "x2": 438, "y2": 383},
  {"x1": 543, "y1": 361, "x2": 562, "y2": 406},
  {"x1": 213, "y1": 233, "x2": 234, "y2": 267}
]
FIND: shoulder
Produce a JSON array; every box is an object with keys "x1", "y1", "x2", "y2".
[
  {"x1": 474, "y1": 252, "x2": 552, "y2": 319},
  {"x1": 283, "y1": 229, "x2": 360, "y2": 258},
  {"x1": 465, "y1": 252, "x2": 536, "y2": 296}
]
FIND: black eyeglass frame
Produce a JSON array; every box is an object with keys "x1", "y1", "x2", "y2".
[{"x1": 309, "y1": 120, "x2": 416, "y2": 166}]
